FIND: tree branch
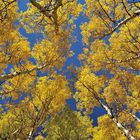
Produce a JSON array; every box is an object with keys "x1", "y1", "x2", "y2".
[
  {"x1": 75, "y1": 76, "x2": 137, "y2": 140},
  {"x1": 96, "y1": 10, "x2": 140, "y2": 39},
  {"x1": 107, "y1": 54, "x2": 140, "y2": 64},
  {"x1": 29, "y1": 0, "x2": 51, "y2": 17}
]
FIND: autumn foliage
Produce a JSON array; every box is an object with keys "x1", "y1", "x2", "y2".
[{"x1": 0, "y1": 0, "x2": 140, "y2": 140}]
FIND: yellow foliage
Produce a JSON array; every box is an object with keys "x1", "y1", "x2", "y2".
[
  {"x1": 0, "y1": 0, "x2": 140, "y2": 140},
  {"x1": 93, "y1": 115, "x2": 127, "y2": 140},
  {"x1": 33, "y1": 75, "x2": 71, "y2": 114}
]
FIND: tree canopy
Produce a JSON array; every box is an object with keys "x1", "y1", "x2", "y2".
[{"x1": 0, "y1": 0, "x2": 140, "y2": 140}]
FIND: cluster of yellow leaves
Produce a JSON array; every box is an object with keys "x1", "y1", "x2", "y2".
[
  {"x1": 130, "y1": 75, "x2": 140, "y2": 98},
  {"x1": 81, "y1": 0, "x2": 132, "y2": 44},
  {"x1": 32, "y1": 32, "x2": 71, "y2": 71},
  {"x1": 133, "y1": 123, "x2": 140, "y2": 139},
  {"x1": 0, "y1": 112, "x2": 17, "y2": 138},
  {"x1": 75, "y1": 66, "x2": 104, "y2": 113},
  {"x1": 81, "y1": 17, "x2": 107, "y2": 45},
  {"x1": 0, "y1": 59, "x2": 36, "y2": 99},
  {"x1": 93, "y1": 115, "x2": 127, "y2": 140},
  {"x1": 103, "y1": 76, "x2": 127, "y2": 103},
  {"x1": 80, "y1": 18, "x2": 140, "y2": 76},
  {"x1": 0, "y1": 38, "x2": 32, "y2": 99},
  {"x1": 86, "y1": 0, "x2": 132, "y2": 18},
  {"x1": 0, "y1": 98, "x2": 36, "y2": 139},
  {"x1": 0, "y1": 1, "x2": 18, "y2": 42},
  {"x1": 127, "y1": 75, "x2": 140, "y2": 112},
  {"x1": 0, "y1": 31, "x2": 31, "y2": 77},
  {"x1": 118, "y1": 111, "x2": 140, "y2": 139},
  {"x1": 20, "y1": 0, "x2": 82, "y2": 34},
  {"x1": 40, "y1": 107, "x2": 93, "y2": 140},
  {"x1": 0, "y1": 0, "x2": 18, "y2": 34},
  {"x1": 9, "y1": 32, "x2": 31, "y2": 64},
  {"x1": 33, "y1": 75, "x2": 71, "y2": 115},
  {"x1": 79, "y1": 40, "x2": 110, "y2": 72},
  {"x1": 0, "y1": 1, "x2": 18, "y2": 73},
  {"x1": 32, "y1": 39, "x2": 60, "y2": 69},
  {"x1": 101, "y1": 70, "x2": 140, "y2": 116},
  {"x1": 118, "y1": 111, "x2": 134, "y2": 125},
  {"x1": 20, "y1": 2, "x2": 41, "y2": 33},
  {"x1": 2, "y1": 74, "x2": 35, "y2": 100}
]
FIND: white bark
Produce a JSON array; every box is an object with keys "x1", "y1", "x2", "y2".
[
  {"x1": 12, "y1": 129, "x2": 19, "y2": 135},
  {"x1": 28, "y1": 128, "x2": 34, "y2": 140},
  {"x1": 79, "y1": 81, "x2": 137, "y2": 140},
  {"x1": 98, "y1": 10, "x2": 140, "y2": 39},
  {"x1": 130, "y1": 113, "x2": 140, "y2": 123},
  {"x1": 0, "y1": 64, "x2": 46, "y2": 82},
  {"x1": 100, "y1": 102, "x2": 136, "y2": 140}
]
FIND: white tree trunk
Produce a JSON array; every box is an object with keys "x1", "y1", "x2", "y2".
[{"x1": 101, "y1": 103, "x2": 136, "y2": 140}]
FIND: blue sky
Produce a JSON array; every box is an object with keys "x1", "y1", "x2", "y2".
[{"x1": 128, "y1": 0, "x2": 140, "y2": 3}]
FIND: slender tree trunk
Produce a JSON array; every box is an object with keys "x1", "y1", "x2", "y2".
[
  {"x1": 78, "y1": 80, "x2": 137, "y2": 140},
  {"x1": 101, "y1": 103, "x2": 136, "y2": 140}
]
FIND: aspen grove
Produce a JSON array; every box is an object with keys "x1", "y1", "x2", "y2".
[{"x1": 0, "y1": 0, "x2": 140, "y2": 140}]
